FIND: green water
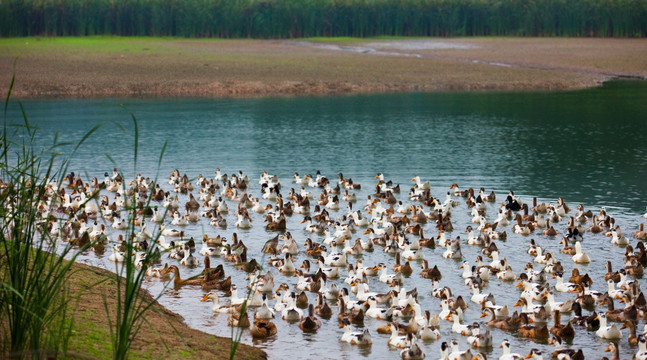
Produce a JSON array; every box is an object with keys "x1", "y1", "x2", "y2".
[
  {"x1": 13, "y1": 79, "x2": 647, "y2": 213},
  {"x1": 5, "y1": 80, "x2": 647, "y2": 359}
]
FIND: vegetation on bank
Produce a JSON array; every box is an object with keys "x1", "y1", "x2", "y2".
[{"x1": 0, "y1": 0, "x2": 645, "y2": 38}]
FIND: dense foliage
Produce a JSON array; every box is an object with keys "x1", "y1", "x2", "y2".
[{"x1": 1, "y1": 0, "x2": 645, "y2": 38}]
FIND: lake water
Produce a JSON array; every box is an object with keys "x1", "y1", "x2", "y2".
[{"x1": 6, "y1": 80, "x2": 647, "y2": 359}]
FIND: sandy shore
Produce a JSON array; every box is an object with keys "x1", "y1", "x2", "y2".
[{"x1": 1, "y1": 37, "x2": 646, "y2": 98}]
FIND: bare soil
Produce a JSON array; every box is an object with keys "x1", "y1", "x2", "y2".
[
  {"x1": 66, "y1": 262, "x2": 265, "y2": 360},
  {"x1": 1, "y1": 37, "x2": 646, "y2": 98}
]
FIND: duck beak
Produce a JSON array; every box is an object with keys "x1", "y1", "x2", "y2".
[
  {"x1": 549, "y1": 339, "x2": 554, "y2": 345},
  {"x1": 339, "y1": 323, "x2": 344, "y2": 329},
  {"x1": 480, "y1": 312, "x2": 487, "y2": 318},
  {"x1": 513, "y1": 300, "x2": 521, "y2": 307},
  {"x1": 499, "y1": 344, "x2": 504, "y2": 348},
  {"x1": 515, "y1": 282, "x2": 522, "y2": 288},
  {"x1": 200, "y1": 294, "x2": 209, "y2": 302},
  {"x1": 605, "y1": 346, "x2": 611, "y2": 352}
]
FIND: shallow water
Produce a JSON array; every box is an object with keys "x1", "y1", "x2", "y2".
[{"x1": 7, "y1": 80, "x2": 647, "y2": 359}]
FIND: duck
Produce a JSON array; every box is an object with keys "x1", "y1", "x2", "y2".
[
  {"x1": 635, "y1": 223, "x2": 647, "y2": 240},
  {"x1": 525, "y1": 349, "x2": 546, "y2": 360},
  {"x1": 567, "y1": 268, "x2": 592, "y2": 287},
  {"x1": 411, "y1": 176, "x2": 431, "y2": 191},
  {"x1": 513, "y1": 297, "x2": 549, "y2": 323},
  {"x1": 595, "y1": 313, "x2": 623, "y2": 339},
  {"x1": 108, "y1": 244, "x2": 126, "y2": 263},
  {"x1": 388, "y1": 323, "x2": 412, "y2": 348},
  {"x1": 513, "y1": 215, "x2": 534, "y2": 236},
  {"x1": 602, "y1": 294, "x2": 637, "y2": 322},
  {"x1": 314, "y1": 293, "x2": 332, "y2": 318},
  {"x1": 620, "y1": 319, "x2": 639, "y2": 346},
  {"x1": 401, "y1": 242, "x2": 425, "y2": 261},
  {"x1": 499, "y1": 339, "x2": 523, "y2": 360},
  {"x1": 228, "y1": 310, "x2": 250, "y2": 328},
  {"x1": 393, "y1": 252, "x2": 414, "y2": 276},
  {"x1": 337, "y1": 298, "x2": 364, "y2": 326},
  {"x1": 542, "y1": 221, "x2": 558, "y2": 236},
  {"x1": 376, "y1": 316, "x2": 419, "y2": 335},
  {"x1": 611, "y1": 227, "x2": 629, "y2": 245},
  {"x1": 467, "y1": 326, "x2": 492, "y2": 349},
  {"x1": 281, "y1": 294, "x2": 304, "y2": 322},
  {"x1": 299, "y1": 304, "x2": 322, "y2": 331},
  {"x1": 571, "y1": 241, "x2": 590, "y2": 264},
  {"x1": 482, "y1": 299, "x2": 510, "y2": 318},
  {"x1": 378, "y1": 263, "x2": 403, "y2": 285},
  {"x1": 518, "y1": 314, "x2": 549, "y2": 340},
  {"x1": 250, "y1": 319, "x2": 277, "y2": 338},
  {"x1": 400, "y1": 333, "x2": 426, "y2": 360},
  {"x1": 542, "y1": 290, "x2": 572, "y2": 313},
  {"x1": 365, "y1": 296, "x2": 393, "y2": 320},
  {"x1": 570, "y1": 302, "x2": 597, "y2": 330},
  {"x1": 201, "y1": 291, "x2": 242, "y2": 314},
  {"x1": 548, "y1": 335, "x2": 577, "y2": 359},
  {"x1": 604, "y1": 341, "x2": 620, "y2": 360},
  {"x1": 554, "y1": 273, "x2": 578, "y2": 293},
  {"x1": 480, "y1": 307, "x2": 514, "y2": 331},
  {"x1": 339, "y1": 319, "x2": 372, "y2": 345},
  {"x1": 254, "y1": 294, "x2": 275, "y2": 320},
  {"x1": 179, "y1": 246, "x2": 199, "y2": 267},
  {"x1": 559, "y1": 237, "x2": 576, "y2": 256},
  {"x1": 447, "y1": 338, "x2": 473, "y2": 360},
  {"x1": 635, "y1": 335, "x2": 647, "y2": 360},
  {"x1": 420, "y1": 260, "x2": 442, "y2": 281},
  {"x1": 550, "y1": 310, "x2": 576, "y2": 339},
  {"x1": 469, "y1": 284, "x2": 490, "y2": 305},
  {"x1": 228, "y1": 284, "x2": 248, "y2": 306},
  {"x1": 449, "y1": 312, "x2": 471, "y2": 336}
]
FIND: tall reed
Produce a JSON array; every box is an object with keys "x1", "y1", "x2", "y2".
[
  {"x1": 1, "y1": 0, "x2": 645, "y2": 38},
  {"x1": 0, "y1": 68, "x2": 97, "y2": 358},
  {"x1": 104, "y1": 113, "x2": 170, "y2": 360}
]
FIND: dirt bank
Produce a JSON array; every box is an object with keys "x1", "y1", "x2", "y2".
[
  {"x1": 66, "y1": 262, "x2": 265, "y2": 359},
  {"x1": 1, "y1": 37, "x2": 646, "y2": 98}
]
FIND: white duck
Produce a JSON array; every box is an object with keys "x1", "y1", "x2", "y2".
[
  {"x1": 595, "y1": 313, "x2": 622, "y2": 339},
  {"x1": 201, "y1": 291, "x2": 239, "y2": 314},
  {"x1": 388, "y1": 323, "x2": 411, "y2": 348},
  {"x1": 340, "y1": 319, "x2": 372, "y2": 345},
  {"x1": 498, "y1": 339, "x2": 523, "y2": 360},
  {"x1": 571, "y1": 241, "x2": 590, "y2": 264}
]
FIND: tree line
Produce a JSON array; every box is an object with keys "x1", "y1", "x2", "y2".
[{"x1": 1, "y1": 0, "x2": 645, "y2": 38}]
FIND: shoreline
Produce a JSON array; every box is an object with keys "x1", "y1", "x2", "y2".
[
  {"x1": 2, "y1": 37, "x2": 646, "y2": 98},
  {"x1": 65, "y1": 260, "x2": 266, "y2": 359},
  {"x1": 7, "y1": 75, "x2": 645, "y2": 100}
]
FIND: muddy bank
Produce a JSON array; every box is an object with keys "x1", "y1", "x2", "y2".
[
  {"x1": 64, "y1": 261, "x2": 266, "y2": 359},
  {"x1": 1, "y1": 37, "x2": 646, "y2": 98}
]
